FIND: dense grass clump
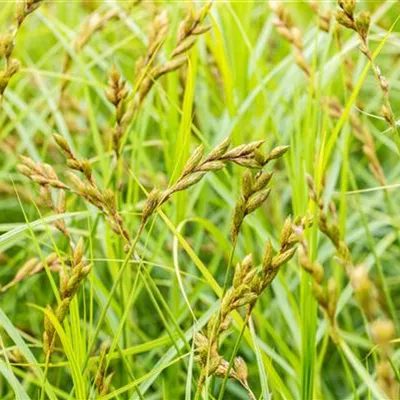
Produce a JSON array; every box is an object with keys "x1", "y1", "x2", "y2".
[{"x1": 1, "y1": 1, "x2": 400, "y2": 399}]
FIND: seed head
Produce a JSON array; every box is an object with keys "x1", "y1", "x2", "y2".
[
  {"x1": 271, "y1": 247, "x2": 297, "y2": 269},
  {"x1": 7, "y1": 59, "x2": 20, "y2": 75},
  {"x1": 266, "y1": 145, "x2": 290, "y2": 162},
  {"x1": 355, "y1": 11, "x2": 370, "y2": 41},
  {"x1": 198, "y1": 160, "x2": 226, "y2": 172},
  {"x1": 233, "y1": 357, "x2": 248, "y2": 384},
  {"x1": 231, "y1": 157, "x2": 263, "y2": 169},
  {"x1": 280, "y1": 217, "x2": 293, "y2": 248},
  {"x1": 205, "y1": 136, "x2": 231, "y2": 162},
  {"x1": 171, "y1": 171, "x2": 206, "y2": 193},
  {"x1": 381, "y1": 105, "x2": 394, "y2": 126},
  {"x1": 73, "y1": 238, "x2": 85, "y2": 266},
  {"x1": 0, "y1": 32, "x2": 14, "y2": 59},
  {"x1": 379, "y1": 75, "x2": 389, "y2": 96},
  {"x1": 242, "y1": 170, "x2": 254, "y2": 199},
  {"x1": 335, "y1": 10, "x2": 356, "y2": 30},
  {"x1": 253, "y1": 171, "x2": 273, "y2": 192},
  {"x1": 54, "y1": 133, "x2": 73, "y2": 157},
  {"x1": 223, "y1": 140, "x2": 265, "y2": 160},
  {"x1": 141, "y1": 189, "x2": 162, "y2": 224},
  {"x1": 245, "y1": 188, "x2": 271, "y2": 214},
  {"x1": 338, "y1": 0, "x2": 356, "y2": 16},
  {"x1": 180, "y1": 145, "x2": 204, "y2": 177},
  {"x1": 371, "y1": 319, "x2": 396, "y2": 346}
]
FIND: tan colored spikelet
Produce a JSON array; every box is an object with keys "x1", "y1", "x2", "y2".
[
  {"x1": 198, "y1": 160, "x2": 226, "y2": 172},
  {"x1": 205, "y1": 136, "x2": 231, "y2": 161},
  {"x1": 350, "y1": 266, "x2": 379, "y2": 318},
  {"x1": 338, "y1": 0, "x2": 356, "y2": 16},
  {"x1": 99, "y1": 372, "x2": 114, "y2": 396},
  {"x1": 142, "y1": 137, "x2": 275, "y2": 230},
  {"x1": 68, "y1": 172, "x2": 87, "y2": 193},
  {"x1": 354, "y1": 11, "x2": 370, "y2": 41},
  {"x1": 1, "y1": 258, "x2": 37, "y2": 292},
  {"x1": 253, "y1": 148, "x2": 265, "y2": 165},
  {"x1": 0, "y1": 32, "x2": 15, "y2": 59},
  {"x1": 254, "y1": 171, "x2": 273, "y2": 191},
  {"x1": 242, "y1": 170, "x2": 254, "y2": 199},
  {"x1": 280, "y1": 217, "x2": 293, "y2": 248},
  {"x1": 73, "y1": 238, "x2": 85, "y2": 266},
  {"x1": 267, "y1": 145, "x2": 290, "y2": 161},
  {"x1": 17, "y1": 164, "x2": 32, "y2": 177},
  {"x1": 57, "y1": 191, "x2": 66, "y2": 214},
  {"x1": 152, "y1": 55, "x2": 188, "y2": 80},
  {"x1": 18, "y1": 157, "x2": 69, "y2": 190},
  {"x1": 233, "y1": 357, "x2": 248, "y2": 384},
  {"x1": 245, "y1": 189, "x2": 271, "y2": 214},
  {"x1": 180, "y1": 145, "x2": 204, "y2": 177},
  {"x1": 53, "y1": 134, "x2": 73, "y2": 157},
  {"x1": 222, "y1": 140, "x2": 265, "y2": 160},
  {"x1": 172, "y1": 171, "x2": 206, "y2": 193},
  {"x1": 271, "y1": 247, "x2": 297, "y2": 269},
  {"x1": 171, "y1": 36, "x2": 197, "y2": 58},
  {"x1": 141, "y1": 189, "x2": 162, "y2": 225},
  {"x1": 232, "y1": 157, "x2": 262, "y2": 169},
  {"x1": 371, "y1": 319, "x2": 395, "y2": 347},
  {"x1": 104, "y1": 189, "x2": 116, "y2": 214},
  {"x1": 309, "y1": 1, "x2": 332, "y2": 32},
  {"x1": 335, "y1": 10, "x2": 356, "y2": 30},
  {"x1": 231, "y1": 200, "x2": 246, "y2": 242}
]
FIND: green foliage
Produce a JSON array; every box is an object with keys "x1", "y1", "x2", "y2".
[{"x1": 1, "y1": 1, "x2": 400, "y2": 399}]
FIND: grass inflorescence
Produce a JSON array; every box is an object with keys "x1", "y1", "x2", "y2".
[{"x1": 1, "y1": 1, "x2": 400, "y2": 399}]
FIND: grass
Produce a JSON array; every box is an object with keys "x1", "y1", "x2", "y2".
[{"x1": 1, "y1": 0, "x2": 400, "y2": 399}]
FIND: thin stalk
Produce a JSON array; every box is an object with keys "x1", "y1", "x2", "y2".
[
  {"x1": 217, "y1": 305, "x2": 254, "y2": 400},
  {"x1": 81, "y1": 222, "x2": 145, "y2": 373},
  {"x1": 201, "y1": 237, "x2": 238, "y2": 398},
  {"x1": 40, "y1": 353, "x2": 51, "y2": 400}
]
